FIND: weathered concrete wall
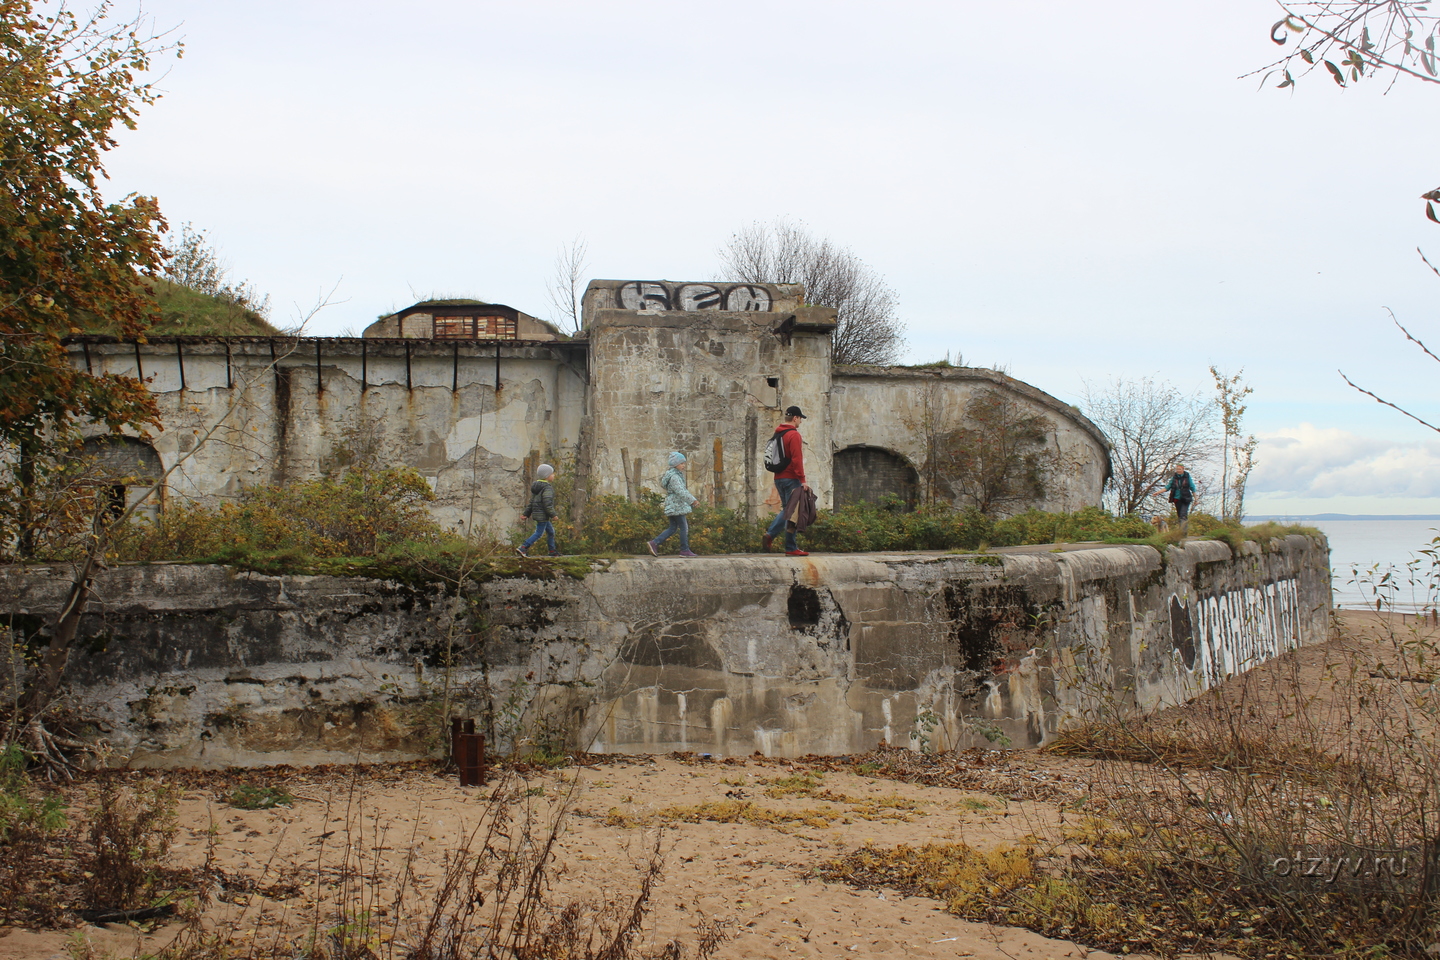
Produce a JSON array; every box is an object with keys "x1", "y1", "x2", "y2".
[
  {"x1": 67, "y1": 338, "x2": 588, "y2": 532},
  {"x1": 0, "y1": 534, "x2": 1329, "y2": 768},
  {"x1": 831, "y1": 366, "x2": 1110, "y2": 514},
  {"x1": 582, "y1": 305, "x2": 838, "y2": 514}
]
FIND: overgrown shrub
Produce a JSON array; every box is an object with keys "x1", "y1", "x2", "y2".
[
  {"x1": 0, "y1": 745, "x2": 66, "y2": 924},
  {"x1": 109, "y1": 466, "x2": 447, "y2": 562},
  {"x1": 82, "y1": 776, "x2": 179, "y2": 909}
]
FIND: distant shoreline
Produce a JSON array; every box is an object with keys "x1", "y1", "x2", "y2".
[{"x1": 1248, "y1": 514, "x2": 1440, "y2": 521}]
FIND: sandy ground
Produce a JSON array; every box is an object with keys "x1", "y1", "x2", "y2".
[
  {"x1": 0, "y1": 609, "x2": 1430, "y2": 960},
  {"x1": 0, "y1": 755, "x2": 1108, "y2": 960}
]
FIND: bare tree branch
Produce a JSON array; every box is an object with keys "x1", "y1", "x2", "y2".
[
  {"x1": 1339, "y1": 371, "x2": 1440, "y2": 433},
  {"x1": 718, "y1": 219, "x2": 905, "y2": 365},
  {"x1": 1338, "y1": 250, "x2": 1440, "y2": 434},
  {"x1": 1082, "y1": 377, "x2": 1217, "y2": 516}
]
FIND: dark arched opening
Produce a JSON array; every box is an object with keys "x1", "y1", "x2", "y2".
[{"x1": 833, "y1": 446, "x2": 919, "y2": 512}]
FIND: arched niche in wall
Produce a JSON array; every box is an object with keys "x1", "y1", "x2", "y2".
[
  {"x1": 81, "y1": 436, "x2": 164, "y2": 522},
  {"x1": 833, "y1": 445, "x2": 919, "y2": 512}
]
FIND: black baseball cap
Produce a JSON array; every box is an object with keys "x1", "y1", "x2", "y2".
[{"x1": 785, "y1": 405, "x2": 807, "y2": 419}]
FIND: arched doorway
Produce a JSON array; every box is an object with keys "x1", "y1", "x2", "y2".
[
  {"x1": 82, "y1": 436, "x2": 164, "y2": 521},
  {"x1": 833, "y1": 446, "x2": 919, "y2": 511}
]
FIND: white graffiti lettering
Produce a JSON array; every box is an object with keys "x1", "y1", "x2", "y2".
[
  {"x1": 1189, "y1": 578, "x2": 1301, "y2": 685},
  {"x1": 615, "y1": 282, "x2": 774, "y2": 313}
]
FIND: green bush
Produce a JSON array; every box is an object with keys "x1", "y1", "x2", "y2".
[
  {"x1": 227, "y1": 783, "x2": 294, "y2": 810},
  {"x1": 0, "y1": 746, "x2": 64, "y2": 841}
]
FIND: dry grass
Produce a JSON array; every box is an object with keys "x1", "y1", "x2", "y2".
[{"x1": 28, "y1": 765, "x2": 729, "y2": 960}]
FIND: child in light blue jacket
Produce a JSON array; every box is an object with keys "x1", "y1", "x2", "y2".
[{"x1": 647, "y1": 452, "x2": 699, "y2": 557}]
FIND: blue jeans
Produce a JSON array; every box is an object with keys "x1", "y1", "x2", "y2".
[
  {"x1": 767, "y1": 478, "x2": 801, "y2": 551},
  {"x1": 522, "y1": 520, "x2": 556, "y2": 553},
  {"x1": 653, "y1": 515, "x2": 689, "y2": 551}
]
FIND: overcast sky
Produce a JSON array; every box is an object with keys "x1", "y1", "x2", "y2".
[{"x1": 101, "y1": 0, "x2": 1440, "y2": 516}]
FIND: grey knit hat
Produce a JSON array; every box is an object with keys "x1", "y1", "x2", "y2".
[{"x1": 536, "y1": 463, "x2": 555, "y2": 480}]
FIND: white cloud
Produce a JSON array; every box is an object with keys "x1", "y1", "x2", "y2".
[{"x1": 1250, "y1": 424, "x2": 1440, "y2": 499}]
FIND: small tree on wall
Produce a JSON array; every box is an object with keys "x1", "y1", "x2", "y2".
[
  {"x1": 933, "y1": 390, "x2": 1055, "y2": 516},
  {"x1": 1211, "y1": 366, "x2": 1258, "y2": 522}
]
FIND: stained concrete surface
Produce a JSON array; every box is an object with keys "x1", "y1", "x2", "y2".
[{"x1": 0, "y1": 536, "x2": 1330, "y2": 768}]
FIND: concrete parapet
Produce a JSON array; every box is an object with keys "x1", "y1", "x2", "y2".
[{"x1": 0, "y1": 534, "x2": 1330, "y2": 768}]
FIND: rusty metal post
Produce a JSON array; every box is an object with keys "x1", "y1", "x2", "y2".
[
  {"x1": 453, "y1": 718, "x2": 486, "y2": 786},
  {"x1": 713, "y1": 437, "x2": 724, "y2": 507},
  {"x1": 459, "y1": 735, "x2": 485, "y2": 786}
]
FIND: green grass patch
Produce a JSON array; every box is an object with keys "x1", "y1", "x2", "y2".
[{"x1": 226, "y1": 784, "x2": 294, "y2": 810}]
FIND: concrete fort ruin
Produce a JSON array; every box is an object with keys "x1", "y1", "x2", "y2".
[
  {"x1": 62, "y1": 280, "x2": 1112, "y2": 528},
  {"x1": 29, "y1": 279, "x2": 1334, "y2": 767}
]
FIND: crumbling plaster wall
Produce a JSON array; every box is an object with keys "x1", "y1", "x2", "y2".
[
  {"x1": 68, "y1": 339, "x2": 587, "y2": 533},
  {"x1": 831, "y1": 366, "x2": 1110, "y2": 513},
  {"x1": 0, "y1": 534, "x2": 1329, "y2": 768},
  {"x1": 583, "y1": 307, "x2": 837, "y2": 514}
]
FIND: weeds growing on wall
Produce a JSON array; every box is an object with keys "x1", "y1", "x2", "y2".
[
  {"x1": 106, "y1": 466, "x2": 446, "y2": 562},
  {"x1": 18, "y1": 466, "x2": 1321, "y2": 570},
  {"x1": 539, "y1": 495, "x2": 1318, "y2": 557}
]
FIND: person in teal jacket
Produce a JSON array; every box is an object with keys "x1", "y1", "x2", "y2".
[
  {"x1": 647, "y1": 452, "x2": 699, "y2": 557},
  {"x1": 1164, "y1": 464, "x2": 1197, "y2": 534}
]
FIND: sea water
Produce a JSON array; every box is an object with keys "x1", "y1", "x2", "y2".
[{"x1": 1250, "y1": 518, "x2": 1440, "y2": 612}]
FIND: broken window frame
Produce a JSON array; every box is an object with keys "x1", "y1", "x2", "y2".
[{"x1": 432, "y1": 315, "x2": 518, "y2": 340}]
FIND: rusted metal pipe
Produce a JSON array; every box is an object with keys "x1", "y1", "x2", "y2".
[{"x1": 451, "y1": 718, "x2": 486, "y2": 786}]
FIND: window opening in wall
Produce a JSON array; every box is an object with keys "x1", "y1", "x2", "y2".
[
  {"x1": 106, "y1": 485, "x2": 126, "y2": 522},
  {"x1": 833, "y1": 446, "x2": 920, "y2": 512},
  {"x1": 81, "y1": 437, "x2": 164, "y2": 522},
  {"x1": 433, "y1": 315, "x2": 518, "y2": 340},
  {"x1": 766, "y1": 376, "x2": 779, "y2": 388}
]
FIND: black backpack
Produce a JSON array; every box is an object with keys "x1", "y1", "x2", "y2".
[{"x1": 763, "y1": 429, "x2": 792, "y2": 474}]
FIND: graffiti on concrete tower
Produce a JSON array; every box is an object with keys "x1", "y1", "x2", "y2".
[{"x1": 618, "y1": 281, "x2": 774, "y2": 313}]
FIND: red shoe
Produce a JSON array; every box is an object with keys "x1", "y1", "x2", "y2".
[
  {"x1": 785, "y1": 549, "x2": 809, "y2": 557},
  {"x1": 762, "y1": 534, "x2": 773, "y2": 552}
]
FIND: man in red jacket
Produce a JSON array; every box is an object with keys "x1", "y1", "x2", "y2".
[{"x1": 762, "y1": 406, "x2": 811, "y2": 557}]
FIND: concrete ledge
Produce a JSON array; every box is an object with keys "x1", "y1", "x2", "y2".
[{"x1": 0, "y1": 535, "x2": 1331, "y2": 767}]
